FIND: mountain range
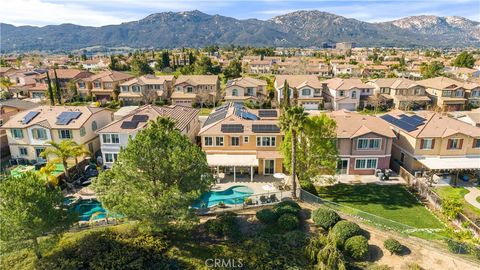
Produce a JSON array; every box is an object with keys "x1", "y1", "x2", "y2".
[{"x1": 1, "y1": 10, "x2": 479, "y2": 52}]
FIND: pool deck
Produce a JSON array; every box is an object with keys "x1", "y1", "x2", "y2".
[{"x1": 212, "y1": 180, "x2": 288, "y2": 197}]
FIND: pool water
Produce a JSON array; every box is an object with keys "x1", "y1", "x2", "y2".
[
  {"x1": 69, "y1": 199, "x2": 109, "y2": 222},
  {"x1": 194, "y1": 185, "x2": 254, "y2": 208}
]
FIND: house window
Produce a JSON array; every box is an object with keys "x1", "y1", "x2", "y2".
[
  {"x1": 474, "y1": 138, "x2": 480, "y2": 148},
  {"x1": 215, "y1": 136, "x2": 224, "y2": 146},
  {"x1": 414, "y1": 88, "x2": 422, "y2": 95},
  {"x1": 339, "y1": 90, "x2": 345, "y2": 97},
  {"x1": 472, "y1": 90, "x2": 480, "y2": 97},
  {"x1": 443, "y1": 90, "x2": 452, "y2": 97},
  {"x1": 187, "y1": 86, "x2": 193, "y2": 93},
  {"x1": 256, "y1": 136, "x2": 276, "y2": 147},
  {"x1": 448, "y1": 138, "x2": 462, "y2": 150},
  {"x1": 120, "y1": 86, "x2": 129, "y2": 92},
  {"x1": 80, "y1": 127, "x2": 86, "y2": 137},
  {"x1": 247, "y1": 88, "x2": 254, "y2": 96},
  {"x1": 32, "y1": 128, "x2": 47, "y2": 140},
  {"x1": 35, "y1": 148, "x2": 45, "y2": 158},
  {"x1": 78, "y1": 82, "x2": 85, "y2": 89},
  {"x1": 92, "y1": 121, "x2": 98, "y2": 131},
  {"x1": 357, "y1": 138, "x2": 381, "y2": 150},
  {"x1": 232, "y1": 89, "x2": 238, "y2": 96},
  {"x1": 421, "y1": 138, "x2": 433, "y2": 150},
  {"x1": 301, "y1": 88, "x2": 311, "y2": 96},
  {"x1": 105, "y1": 153, "x2": 118, "y2": 163},
  {"x1": 351, "y1": 91, "x2": 356, "y2": 98},
  {"x1": 58, "y1": 129, "x2": 72, "y2": 139},
  {"x1": 204, "y1": 137, "x2": 213, "y2": 146},
  {"x1": 102, "y1": 134, "x2": 119, "y2": 144},
  {"x1": 455, "y1": 90, "x2": 463, "y2": 97},
  {"x1": 105, "y1": 82, "x2": 113, "y2": 88},
  {"x1": 400, "y1": 153, "x2": 405, "y2": 163},
  {"x1": 231, "y1": 136, "x2": 240, "y2": 146},
  {"x1": 19, "y1": 147, "x2": 28, "y2": 156},
  {"x1": 111, "y1": 134, "x2": 119, "y2": 143},
  {"x1": 264, "y1": 159, "x2": 275, "y2": 175},
  {"x1": 132, "y1": 85, "x2": 140, "y2": 92},
  {"x1": 355, "y1": 158, "x2": 377, "y2": 169},
  {"x1": 11, "y1": 129, "x2": 24, "y2": 139},
  {"x1": 244, "y1": 136, "x2": 249, "y2": 144},
  {"x1": 93, "y1": 81, "x2": 101, "y2": 88}
]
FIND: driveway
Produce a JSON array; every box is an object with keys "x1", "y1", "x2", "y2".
[{"x1": 464, "y1": 187, "x2": 480, "y2": 209}]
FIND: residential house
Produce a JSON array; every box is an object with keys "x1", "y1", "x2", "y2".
[
  {"x1": 77, "y1": 70, "x2": 134, "y2": 100},
  {"x1": 445, "y1": 67, "x2": 480, "y2": 80},
  {"x1": 1, "y1": 106, "x2": 112, "y2": 162},
  {"x1": 224, "y1": 77, "x2": 268, "y2": 103},
  {"x1": 0, "y1": 99, "x2": 39, "y2": 158},
  {"x1": 419, "y1": 77, "x2": 467, "y2": 111},
  {"x1": 247, "y1": 60, "x2": 272, "y2": 74},
  {"x1": 368, "y1": 78, "x2": 431, "y2": 110},
  {"x1": 274, "y1": 75, "x2": 323, "y2": 110},
  {"x1": 118, "y1": 75, "x2": 175, "y2": 105},
  {"x1": 380, "y1": 111, "x2": 480, "y2": 176},
  {"x1": 96, "y1": 104, "x2": 200, "y2": 167},
  {"x1": 449, "y1": 109, "x2": 480, "y2": 127},
  {"x1": 199, "y1": 103, "x2": 283, "y2": 180},
  {"x1": 172, "y1": 75, "x2": 220, "y2": 107},
  {"x1": 322, "y1": 78, "x2": 373, "y2": 111},
  {"x1": 81, "y1": 58, "x2": 110, "y2": 70},
  {"x1": 0, "y1": 67, "x2": 18, "y2": 78},
  {"x1": 463, "y1": 81, "x2": 480, "y2": 107},
  {"x1": 329, "y1": 110, "x2": 395, "y2": 175},
  {"x1": 28, "y1": 69, "x2": 92, "y2": 99}
]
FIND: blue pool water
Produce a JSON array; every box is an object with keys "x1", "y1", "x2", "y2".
[
  {"x1": 193, "y1": 185, "x2": 254, "y2": 208},
  {"x1": 68, "y1": 199, "x2": 110, "y2": 222}
]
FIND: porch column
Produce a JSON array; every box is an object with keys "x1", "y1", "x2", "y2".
[
  {"x1": 233, "y1": 166, "x2": 236, "y2": 182},
  {"x1": 250, "y1": 166, "x2": 253, "y2": 182}
]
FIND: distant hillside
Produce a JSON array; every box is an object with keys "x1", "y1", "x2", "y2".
[{"x1": 1, "y1": 10, "x2": 479, "y2": 52}]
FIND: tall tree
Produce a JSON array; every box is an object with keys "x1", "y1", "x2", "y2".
[
  {"x1": 281, "y1": 114, "x2": 338, "y2": 184},
  {"x1": 452, "y1": 51, "x2": 475, "y2": 68},
  {"x1": 46, "y1": 72, "x2": 55, "y2": 105},
  {"x1": 283, "y1": 80, "x2": 290, "y2": 108},
  {"x1": 223, "y1": 59, "x2": 242, "y2": 79},
  {"x1": 93, "y1": 117, "x2": 214, "y2": 230},
  {"x1": 53, "y1": 69, "x2": 62, "y2": 104},
  {"x1": 130, "y1": 54, "x2": 153, "y2": 75},
  {"x1": 279, "y1": 106, "x2": 308, "y2": 199},
  {"x1": 0, "y1": 77, "x2": 14, "y2": 91},
  {"x1": 40, "y1": 140, "x2": 86, "y2": 186},
  {"x1": 0, "y1": 172, "x2": 76, "y2": 259},
  {"x1": 420, "y1": 61, "x2": 444, "y2": 79}
]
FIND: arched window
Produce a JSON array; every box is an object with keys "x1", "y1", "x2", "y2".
[
  {"x1": 92, "y1": 121, "x2": 98, "y2": 131},
  {"x1": 351, "y1": 91, "x2": 357, "y2": 99},
  {"x1": 232, "y1": 89, "x2": 238, "y2": 96}
]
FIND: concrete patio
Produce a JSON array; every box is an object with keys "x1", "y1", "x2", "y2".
[{"x1": 315, "y1": 173, "x2": 407, "y2": 185}]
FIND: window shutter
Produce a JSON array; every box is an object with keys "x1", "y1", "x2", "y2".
[
  {"x1": 459, "y1": 139, "x2": 464, "y2": 149},
  {"x1": 447, "y1": 139, "x2": 452, "y2": 150},
  {"x1": 431, "y1": 139, "x2": 435, "y2": 149},
  {"x1": 420, "y1": 139, "x2": 424, "y2": 149}
]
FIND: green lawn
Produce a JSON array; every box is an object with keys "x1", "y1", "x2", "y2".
[
  {"x1": 316, "y1": 184, "x2": 444, "y2": 231},
  {"x1": 199, "y1": 107, "x2": 213, "y2": 116},
  {"x1": 434, "y1": 186, "x2": 480, "y2": 221}
]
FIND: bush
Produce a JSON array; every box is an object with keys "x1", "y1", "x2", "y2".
[
  {"x1": 283, "y1": 230, "x2": 308, "y2": 248},
  {"x1": 300, "y1": 180, "x2": 319, "y2": 196},
  {"x1": 256, "y1": 209, "x2": 278, "y2": 225},
  {"x1": 445, "y1": 239, "x2": 468, "y2": 254},
  {"x1": 274, "y1": 200, "x2": 301, "y2": 210},
  {"x1": 312, "y1": 208, "x2": 341, "y2": 230},
  {"x1": 383, "y1": 238, "x2": 403, "y2": 255},
  {"x1": 468, "y1": 244, "x2": 480, "y2": 260},
  {"x1": 344, "y1": 235, "x2": 369, "y2": 260},
  {"x1": 278, "y1": 213, "x2": 299, "y2": 231},
  {"x1": 205, "y1": 212, "x2": 241, "y2": 239},
  {"x1": 407, "y1": 263, "x2": 425, "y2": 270},
  {"x1": 330, "y1": 220, "x2": 363, "y2": 246},
  {"x1": 273, "y1": 201, "x2": 301, "y2": 217}
]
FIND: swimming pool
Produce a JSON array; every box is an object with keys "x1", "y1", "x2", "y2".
[
  {"x1": 193, "y1": 185, "x2": 254, "y2": 208},
  {"x1": 68, "y1": 199, "x2": 110, "y2": 222}
]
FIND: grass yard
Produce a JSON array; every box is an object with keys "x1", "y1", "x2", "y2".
[
  {"x1": 199, "y1": 107, "x2": 213, "y2": 116},
  {"x1": 316, "y1": 184, "x2": 444, "y2": 231},
  {"x1": 434, "y1": 186, "x2": 480, "y2": 221}
]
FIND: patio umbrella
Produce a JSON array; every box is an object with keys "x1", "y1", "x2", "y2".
[
  {"x1": 273, "y1": 173, "x2": 286, "y2": 179},
  {"x1": 262, "y1": 184, "x2": 275, "y2": 191}
]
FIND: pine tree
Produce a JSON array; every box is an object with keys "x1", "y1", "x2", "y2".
[
  {"x1": 283, "y1": 80, "x2": 290, "y2": 108},
  {"x1": 53, "y1": 68, "x2": 62, "y2": 104},
  {"x1": 46, "y1": 72, "x2": 55, "y2": 105}
]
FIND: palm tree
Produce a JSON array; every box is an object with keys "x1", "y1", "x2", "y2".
[
  {"x1": 0, "y1": 77, "x2": 14, "y2": 91},
  {"x1": 150, "y1": 117, "x2": 176, "y2": 132},
  {"x1": 279, "y1": 106, "x2": 308, "y2": 200}
]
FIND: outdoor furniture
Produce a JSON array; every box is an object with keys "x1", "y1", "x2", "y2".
[
  {"x1": 269, "y1": 194, "x2": 278, "y2": 202},
  {"x1": 259, "y1": 196, "x2": 268, "y2": 204}
]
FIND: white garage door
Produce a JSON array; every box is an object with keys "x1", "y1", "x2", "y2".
[
  {"x1": 303, "y1": 102, "x2": 319, "y2": 110},
  {"x1": 338, "y1": 103, "x2": 356, "y2": 111}
]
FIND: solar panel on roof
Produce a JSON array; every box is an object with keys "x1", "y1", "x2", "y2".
[
  {"x1": 235, "y1": 108, "x2": 260, "y2": 120},
  {"x1": 221, "y1": 124, "x2": 244, "y2": 133},
  {"x1": 233, "y1": 102, "x2": 244, "y2": 109},
  {"x1": 258, "y1": 110, "x2": 278, "y2": 118},
  {"x1": 120, "y1": 121, "x2": 139, "y2": 129},
  {"x1": 22, "y1": 111, "x2": 40, "y2": 124},
  {"x1": 215, "y1": 104, "x2": 229, "y2": 111},
  {"x1": 203, "y1": 110, "x2": 228, "y2": 127},
  {"x1": 252, "y1": 124, "x2": 280, "y2": 133},
  {"x1": 56, "y1": 111, "x2": 83, "y2": 125},
  {"x1": 132, "y1": 114, "x2": 149, "y2": 122},
  {"x1": 380, "y1": 115, "x2": 417, "y2": 132}
]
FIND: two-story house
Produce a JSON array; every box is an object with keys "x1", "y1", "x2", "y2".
[
  {"x1": 1, "y1": 106, "x2": 112, "y2": 162},
  {"x1": 28, "y1": 69, "x2": 92, "y2": 99},
  {"x1": 224, "y1": 77, "x2": 268, "y2": 103},
  {"x1": 329, "y1": 110, "x2": 395, "y2": 175},
  {"x1": 172, "y1": 75, "x2": 220, "y2": 107},
  {"x1": 274, "y1": 75, "x2": 323, "y2": 110},
  {"x1": 463, "y1": 81, "x2": 480, "y2": 107},
  {"x1": 199, "y1": 103, "x2": 283, "y2": 181},
  {"x1": 76, "y1": 70, "x2": 134, "y2": 100},
  {"x1": 118, "y1": 75, "x2": 175, "y2": 105},
  {"x1": 380, "y1": 111, "x2": 480, "y2": 176},
  {"x1": 368, "y1": 78, "x2": 431, "y2": 110},
  {"x1": 322, "y1": 78, "x2": 373, "y2": 111},
  {"x1": 419, "y1": 77, "x2": 467, "y2": 111},
  {"x1": 96, "y1": 104, "x2": 200, "y2": 167}
]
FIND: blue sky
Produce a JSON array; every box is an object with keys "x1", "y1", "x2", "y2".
[{"x1": 3, "y1": 0, "x2": 479, "y2": 26}]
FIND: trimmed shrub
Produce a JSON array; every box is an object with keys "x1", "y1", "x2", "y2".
[
  {"x1": 273, "y1": 201, "x2": 301, "y2": 217},
  {"x1": 274, "y1": 200, "x2": 301, "y2": 211},
  {"x1": 312, "y1": 208, "x2": 341, "y2": 230},
  {"x1": 278, "y1": 213, "x2": 300, "y2": 231},
  {"x1": 468, "y1": 244, "x2": 480, "y2": 260},
  {"x1": 445, "y1": 239, "x2": 468, "y2": 254},
  {"x1": 283, "y1": 230, "x2": 307, "y2": 248},
  {"x1": 204, "y1": 219, "x2": 223, "y2": 236},
  {"x1": 330, "y1": 220, "x2": 362, "y2": 246},
  {"x1": 344, "y1": 235, "x2": 369, "y2": 260},
  {"x1": 205, "y1": 211, "x2": 241, "y2": 239},
  {"x1": 383, "y1": 238, "x2": 403, "y2": 255},
  {"x1": 256, "y1": 209, "x2": 278, "y2": 225}
]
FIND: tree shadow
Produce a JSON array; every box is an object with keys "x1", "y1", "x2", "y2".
[
  {"x1": 367, "y1": 244, "x2": 384, "y2": 262},
  {"x1": 400, "y1": 245, "x2": 411, "y2": 256}
]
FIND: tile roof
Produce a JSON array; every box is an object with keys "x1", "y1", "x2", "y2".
[
  {"x1": 174, "y1": 75, "x2": 219, "y2": 86},
  {"x1": 0, "y1": 98, "x2": 39, "y2": 110},
  {"x1": 120, "y1": 74, "x2": 174, "y2": 86},
  {"x1": 275, "y1": 75, "x2": 322, "y2": 89},
  {"x1": 36, "y1": 69, "x2": 92, "y2": 80},
  {"x1": 418, "y1": 76, "x2": 464, "y2": 90},
  {"x1": 323, "y1": 78, "x2": 372, "y2": 91},
  {"x1": 84, "y1": 70, "x2": 134, "y2": 82},
  {"x1": 370, "y1": 78, "x2": 421, "y2": 89},
  {"x1": 328, "y1": 110, "x2": 395, "y2": 139},
  {"x1": 226, "y1": 77, "x2": 267, "y2": 88}
]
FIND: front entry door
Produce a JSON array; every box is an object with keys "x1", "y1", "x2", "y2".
[{"x1": 337, "y1": 159, "x2": 348, "y2": 174}]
